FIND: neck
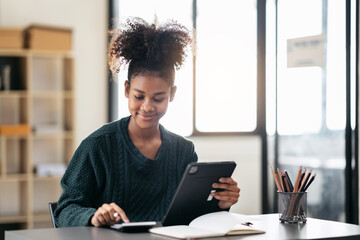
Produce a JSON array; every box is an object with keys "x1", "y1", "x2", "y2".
[{"x1": 128, "y1": 117, "x2": 160, "y2": 141}]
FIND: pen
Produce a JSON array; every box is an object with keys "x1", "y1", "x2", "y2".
[{"x1": 241, "y1": 222, "x2": 253, "y2": 226}]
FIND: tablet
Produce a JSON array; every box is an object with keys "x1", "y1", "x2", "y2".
[{"x1": 161, "y1": 161, "x2": 236, "y2": 226}]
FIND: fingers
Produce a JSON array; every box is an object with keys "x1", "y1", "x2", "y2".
[
  {"x1": 212, "y1": 190, "x2": 240, "y2": 202},
  {"x1": 91, "y1": 212, "x2": 105, "y2": 227},
  {"x1": 219, "y1": 177, "x2": 237, "y2": 184},
  {"x1": 212, "y1": 190, "x2": 239, "y2": 210},
  {"x1": 91, "y1": 203, "x2": 129, "y2": 227},
  {"x1": 112, "y1": 203, "x2": 129, "y2": 223},
  {"x1": 211, "y1": 177, "x2": 241, "y2": 209},
  {"x1": 213, "y1": 189, "x2": 240, "y2": 197},
  {"x1": 91, "y1": 211, "x2": 106, "y2": 227},
  {"x1": 212, "y1": 178, "x2": 240, "y2": 193}
]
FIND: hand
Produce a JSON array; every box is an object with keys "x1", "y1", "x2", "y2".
[
  {"x1": 91, "y1": 202, "x2": 129, "y2": 227},
  {"x1": 211, "y1": 177, "x2": 240, "y2": 209}
]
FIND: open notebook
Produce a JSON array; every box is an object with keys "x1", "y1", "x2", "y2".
[{"x1": 150, "y1": 211, "x2": 265, "y2": 239}]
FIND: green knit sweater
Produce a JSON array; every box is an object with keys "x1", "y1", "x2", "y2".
[{"x1": 54, "y1": 116, "x2": 197, "y2": 227}]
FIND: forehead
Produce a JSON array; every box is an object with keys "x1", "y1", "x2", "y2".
[
  {"x1": 130, "y1": 73, "x2": 171, "y2": 93},
  {"x1": 130, "y1": 68, "x2": 174, "y2": 86}
]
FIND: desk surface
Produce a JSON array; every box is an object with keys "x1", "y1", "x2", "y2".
[{"x1": 5, "y1": 214, "x2": 360, "y2": 240}]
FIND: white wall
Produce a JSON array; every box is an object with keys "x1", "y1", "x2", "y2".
[
  {"x1": 190, "y1": 136, "x2": 262, "y2": 214},
  {"x1": 0, "y1": 0, "x2": 108, "y2": 144}
]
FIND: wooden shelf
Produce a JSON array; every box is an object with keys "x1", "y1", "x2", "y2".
[
  {"x1": 0, "y1": 215, "x2": 28, "y2": 224},
  {"x1": 0, "y1": 49, "x2": 27, "y2": 57},
  {"x1": 31, "y1": 91, "x2": 62, "y2": 97},
  {"x1": 0, "y1": 48, "x2": 75, "y2": 229},
  {"x1": 0, "y1": 174, "x2": 29, "y2": 182},
  {"x1": 32, "y1": 131, "x2": 74, "y2": 138},
  {"x1": 0, "y1": 91, "x2": 28, "y2": 98},
  {"x1": 33, "y1": 175, "x2": 62, "y2": 181},
  {"x1": 0, "y1": 134, "x2": 30, "y2": 139},
  {"x1": 0, "y1": 48, "x2": 72, "y2": 57},
  {"x1": 27, "y1": 49, "x2": 73, "y2": 58}
]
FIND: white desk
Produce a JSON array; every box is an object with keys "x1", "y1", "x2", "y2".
[{"x1": 5, "y1": 214, "x2": 360, "y2": 240}]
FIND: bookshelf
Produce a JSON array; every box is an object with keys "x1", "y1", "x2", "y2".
[{"x1": 0, "y1": 49, "x2": 75, "y2": 229}]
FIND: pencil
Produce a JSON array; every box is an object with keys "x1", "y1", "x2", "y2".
[
  {"x1": 300, "y1": 169, "x2": 312, "y2": 192},
  {"x1": 293, "y1": 166, "x2": 303, "y2": 192},
  {"x1": 298, "y1": 169, "x2": 306, "y2": 188},
  {"x1": 303, "y1": 173, "x2": 316, "y2": 191},
  {"x1": 270, "y1": 167, "x2": 283, "y2": 192},
  {"x1": 282, "y1": 172, "x2": 290, "y2": 192},
  {"x1": 277, "y1": 168, "x2": 284, "y2": 191},
  {"x1": 284, "y1": 170, "x2": 294, "y2": 192}
]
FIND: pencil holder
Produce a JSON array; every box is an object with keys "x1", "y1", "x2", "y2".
[{"x1": 278, "y1": 192, "x2": 307, "y2": 224}]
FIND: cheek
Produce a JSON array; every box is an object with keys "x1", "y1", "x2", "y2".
[
  {"x1": 128, "y1": 98, "x2": 139, "y2": 110},
  {"x1": 157, "y1": 102, "x2": 170, "y2": 113}
]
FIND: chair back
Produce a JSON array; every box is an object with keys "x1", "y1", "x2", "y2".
[{"x1": 48, "y1": 202, "x2": 58, "y2": 228}]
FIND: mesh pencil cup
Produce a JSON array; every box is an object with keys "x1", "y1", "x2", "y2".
[{"x1": 278, "y1": 192, "x2": 307, "y2": 224}]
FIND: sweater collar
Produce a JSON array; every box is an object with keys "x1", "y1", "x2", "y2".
[{"x1": 119, "y1": 116, "x2": 167, "y2": 171}]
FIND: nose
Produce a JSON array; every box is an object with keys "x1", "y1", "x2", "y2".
[{"x1": 141, "y1": 99, "x2": 155, "y2": 112}]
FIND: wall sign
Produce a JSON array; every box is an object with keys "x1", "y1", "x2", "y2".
[{"x1": 287, "y1": 34, "x2": 324, "y2": 68}]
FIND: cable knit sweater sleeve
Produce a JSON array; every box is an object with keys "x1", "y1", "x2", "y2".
[{"x1": 54, "y1": 137, "x2": 106, "y2": 227}]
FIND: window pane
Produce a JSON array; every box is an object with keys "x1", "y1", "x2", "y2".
[
  {"x1": 326, "y1": 0, "x2": 346, "y2": 130},
  {"x1": 266, "y1": 0, "x2": 276, "y2": 136},
  {"x1": 277, "y1": 67, "x2": 322, "y2": 135},
  {"x1": 117, "y1": 0, "x2": 193, "y2": 136},
  {"x1": 277, "y1": 0, "x2": 322, "y2": 135},
  {"x1": 275, "y1": 0, "x2": 348, "y2": 222},
  {"x1": 195, "y1": 0, "x2": 257, "y2": 132}
]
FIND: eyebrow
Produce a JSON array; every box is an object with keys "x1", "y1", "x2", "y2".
[{"x1": 134, "y1": 89, "x2": 167, "y2": 96}]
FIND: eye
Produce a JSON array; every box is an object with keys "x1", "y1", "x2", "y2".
[
  {"x1": 154, "y1": 98, "x2": 165, "y2": 103},
  {"x1": 134, "y1": 95, "x2": 144, "y2": 100}
]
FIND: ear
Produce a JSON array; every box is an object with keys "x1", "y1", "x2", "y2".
[
  {"x1": 124, "y1": 80, "x2": 130, "y2": 98},
  {"x1": 170, "y1": 86, "x2": 177, "y2": 102}
]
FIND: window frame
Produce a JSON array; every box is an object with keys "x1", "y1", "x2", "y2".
[{"x1": 108, "y1": 0, "x2": 266, "y2": 138}]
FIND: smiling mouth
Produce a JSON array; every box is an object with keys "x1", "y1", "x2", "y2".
[{"x1": 138, "y1": 113, "x2": 156, "y2": 120}]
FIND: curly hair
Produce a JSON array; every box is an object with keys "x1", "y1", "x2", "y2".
[{"x1": 108, "y1": 17, "x2": 192, "y2": 85}]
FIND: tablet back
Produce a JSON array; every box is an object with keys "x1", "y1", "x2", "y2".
[{"x1": 161, "y1": 161, "x2": 236, "y2": 226}]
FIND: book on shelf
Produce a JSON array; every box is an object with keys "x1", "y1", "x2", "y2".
[
  {"x1": 149, "y1": 211, "x2": 265, "y2": 239},
  {"x1": 0, "y1": 124, "x2": 30, "y2": 135}
]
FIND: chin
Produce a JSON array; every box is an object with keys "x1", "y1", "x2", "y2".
[{"x1": 135, "y1": 117, "x2": 159, "y2": 129}]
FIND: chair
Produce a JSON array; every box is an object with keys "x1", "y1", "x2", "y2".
[{"x1": 48, "y1": 202, "x2": 58, "y2": 228}]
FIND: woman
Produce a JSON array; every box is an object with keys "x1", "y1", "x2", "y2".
[{"x1": 54, "y1": 17, "x2": 240, "y2": 227}]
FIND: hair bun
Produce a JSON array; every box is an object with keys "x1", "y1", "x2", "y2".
[{"x1": 109, "y1": 17, "x2": 192, "y2": 75}]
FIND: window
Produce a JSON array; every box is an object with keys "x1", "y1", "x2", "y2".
[
  {"x1": 195, "y1": 0, "x2": 257, "y2": 132},
  {"x1": 267, "y1": 0, "x2": 358, "y2": 222},
  {"x1": 117, "y1": 0, "x2": 193, "y2": 136},
  {"x1": 116, "y1": 0, "x2": 258, "y2": 136}
]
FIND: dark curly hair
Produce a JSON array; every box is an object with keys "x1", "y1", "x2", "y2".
[{"x1": 108, "y1": 17, "x2": 192, "y2": 86}]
